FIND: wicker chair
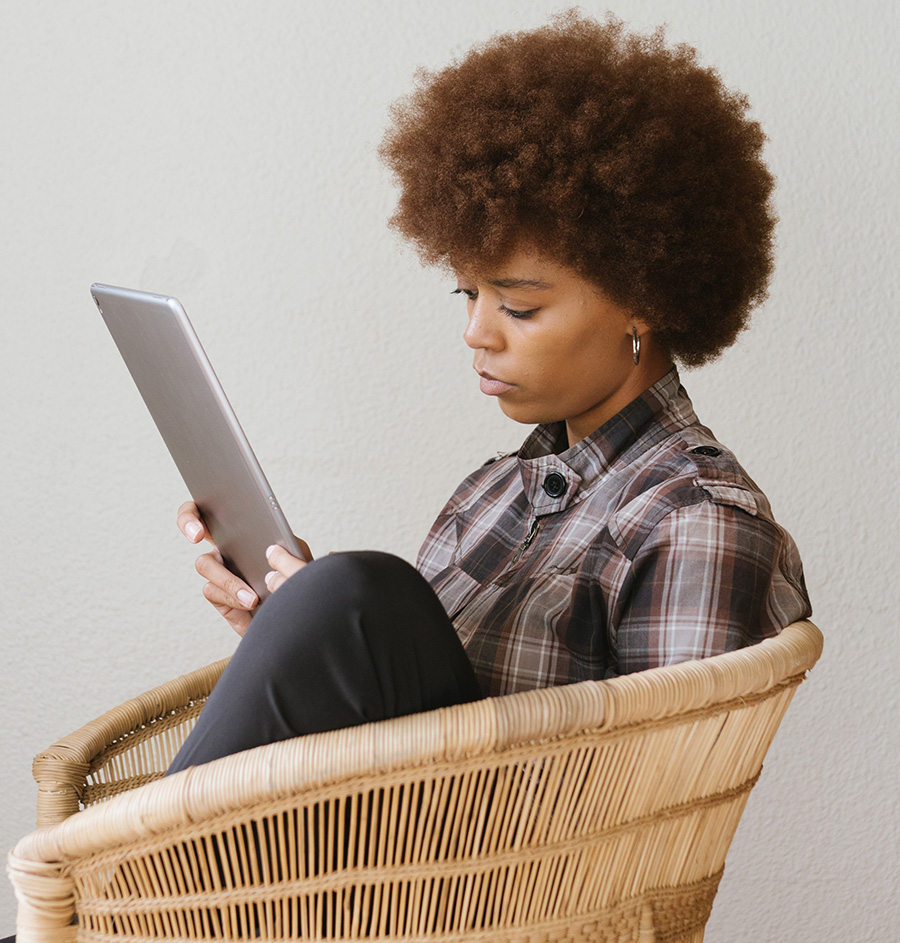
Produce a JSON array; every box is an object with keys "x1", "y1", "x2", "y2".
[{"x1": 9, "y1": 620, "x2": 822, "y2": 943}]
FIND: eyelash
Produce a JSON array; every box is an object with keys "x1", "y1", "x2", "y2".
[{"x1": 451, "y1": 288, "x2": 537, "y2": 320}]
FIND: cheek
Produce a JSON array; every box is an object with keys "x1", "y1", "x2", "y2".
[
  {"x1": 544, "y1": 336, "x2": 603, "y2": 377},
  {"x1": 570, "y1": 327, "x2": 627, "y2": 368},
  {"x1": 544, "y1": 336, "x2": 628, "y2": 398}
]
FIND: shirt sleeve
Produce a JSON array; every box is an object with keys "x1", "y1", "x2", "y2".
[{"x1": 612, "y1": 500, "x2": 811, "y2": 675}]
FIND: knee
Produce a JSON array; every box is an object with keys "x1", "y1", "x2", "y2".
[
  {"x1": 256, "y1": 550, "x2": 447, "y2": 654},
  {"x1": 290, "y1": 551, "x2": 422, "y2": 601},
  {"x1": 255, "y1": 551, "x2": 423, "y2": 635}
]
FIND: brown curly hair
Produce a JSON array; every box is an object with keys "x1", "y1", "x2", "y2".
[{"x1": 379, "y1": 11, "x2": 776, "y2": 366}]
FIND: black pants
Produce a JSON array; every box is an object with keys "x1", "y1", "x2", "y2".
[{"x1": 168, "y1": 551, "x2": 482, "y2": 773}]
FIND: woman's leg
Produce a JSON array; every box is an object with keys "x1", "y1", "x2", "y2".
[{"x1": 168, "y1": 551, "x2": 481, "y2": 773}]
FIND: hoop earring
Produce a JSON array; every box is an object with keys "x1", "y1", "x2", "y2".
[{"x1": 632, "y1": 327, "x2": 641, "y2": 366}]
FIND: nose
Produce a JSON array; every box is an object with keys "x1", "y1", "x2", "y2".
[{"x1": 463, "y1": 297, "x2": 503, "y2": 351}]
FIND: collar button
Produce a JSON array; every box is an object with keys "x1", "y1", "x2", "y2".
[
  {"x1": 542, "y1": 472, "x2": 567, "y2": 498},
  {"x1": 691, "y1": 446, "x2": 722, "y2": 457}
]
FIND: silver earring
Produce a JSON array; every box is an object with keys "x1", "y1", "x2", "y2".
[{"x1": 632, "y1": 327, "x2": 641, "y2": 366}]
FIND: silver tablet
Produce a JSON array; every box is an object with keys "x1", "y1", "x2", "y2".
[{"x1": 91, "y1": 283, "x2": 303, "y2": 602}]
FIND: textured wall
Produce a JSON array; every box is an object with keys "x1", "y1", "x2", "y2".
[{"x1": 2, "y1": 0, "x2": 897, "y2": 939}]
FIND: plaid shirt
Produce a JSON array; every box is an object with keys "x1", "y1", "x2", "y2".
[{"x1": 417, "y1": 370, "x2": 811, "y2": 697}]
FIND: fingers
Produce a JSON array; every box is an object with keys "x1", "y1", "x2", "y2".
[
  {"x1": 194, "y1": 547, "x2": 255, "y2": 637},
  {"x1": 195, "y1": 550, "x2": 259, "y2": 611},
  {"x1": 206, "y1": 600, "x2": 253, "y2": 637},
  {"x1": 181, "y1": 500, "x2": 313, "y2": 630},
  {"x1": 177, "y1": 501, "x2": 213, "y2": 545},
  {"x1": 263, "y1": 543, "x2": 307, "y2": 594}
]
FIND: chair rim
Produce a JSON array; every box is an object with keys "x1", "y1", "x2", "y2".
[{"x1": 10, "y1": 620, "x2": 821, "y2": 874}]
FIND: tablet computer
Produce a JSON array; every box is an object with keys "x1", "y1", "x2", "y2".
[{"x1": 91, "y1": 283, "x2": 303, "y2": 602}]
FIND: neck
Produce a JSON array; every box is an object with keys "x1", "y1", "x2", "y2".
[{"x1": 565, "y1": 346, "x2": 675, "y2": 447}]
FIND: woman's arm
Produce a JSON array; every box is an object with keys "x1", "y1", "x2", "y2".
[{"x1": 612, "y1": 500, "x2": 810, "y2": 674}]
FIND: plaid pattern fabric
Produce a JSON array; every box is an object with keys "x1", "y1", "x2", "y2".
[{"x1": 417, "y1": 370, "x2": 811, "y2": 697}]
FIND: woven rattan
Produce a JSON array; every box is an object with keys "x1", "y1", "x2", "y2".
[{"x1": 9, "y1": 621, "x2": 822, "y2": 943}]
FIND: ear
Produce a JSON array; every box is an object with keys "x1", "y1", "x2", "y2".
[{"x1": 629, "y1": 317, "x2": 653, "y2": 339}]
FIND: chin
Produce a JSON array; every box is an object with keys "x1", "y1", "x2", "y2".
[{"x1": 498, "y1": 400, "x2": 559, "y2": 426}]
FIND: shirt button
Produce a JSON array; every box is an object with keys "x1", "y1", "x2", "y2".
[
  {"x1": 542, "y1": 472, "x2": 567, "y2": 498},
  {"x1": 691, "y1": 446, "x2": 722, "y2": 457}
]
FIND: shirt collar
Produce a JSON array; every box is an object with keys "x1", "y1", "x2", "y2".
[{"x1": 516, "y1": 369, "x2": 697, "y2": 514}]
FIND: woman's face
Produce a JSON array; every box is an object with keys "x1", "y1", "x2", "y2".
[{"x1": 456, "y1": 246, "x2": 669, "y2": 446}]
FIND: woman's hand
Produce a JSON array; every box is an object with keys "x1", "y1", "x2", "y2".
[
  {"x1": 264, "y1": 543, "x2": 308, "y2": 594},
  {"x1": 176, "y1": 501, "x2": 311, "y2": 637}
]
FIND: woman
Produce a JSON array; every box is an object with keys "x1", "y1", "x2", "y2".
[{"x1": 168, "y1": 12, "x2": 810, "y2": 773}]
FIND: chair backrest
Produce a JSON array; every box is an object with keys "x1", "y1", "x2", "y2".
[{"x1": 10, "y1": 621, "x2": 822, "y2": 943}]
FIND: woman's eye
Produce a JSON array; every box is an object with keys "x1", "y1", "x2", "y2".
[
  {"x1": 499, "y1": 304, "x2": 538, "y2": 320},
  {"x1": 452, "y1": 288, "x2": 536, "y2": 319}
]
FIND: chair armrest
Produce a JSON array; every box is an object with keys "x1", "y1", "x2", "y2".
[{"x1": 32, "y1": 658, "x2": 228, "y2": 827}]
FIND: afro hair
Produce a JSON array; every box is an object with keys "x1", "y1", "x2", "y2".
[{"x1": 380, "y1": 11, "x2": 776, "y2": 365}]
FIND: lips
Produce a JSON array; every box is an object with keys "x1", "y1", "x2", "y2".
[{"x1": 477, "y1": 369, "x2": 516, "y2": 396}]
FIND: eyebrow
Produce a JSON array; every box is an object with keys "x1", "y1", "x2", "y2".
[{"x1": 487, "y1": 278, "x2": 554, "y2": 290}]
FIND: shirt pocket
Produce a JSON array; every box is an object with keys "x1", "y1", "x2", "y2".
[{"x1": 489, "y1": 568, "x2": 593, "y2": 654}]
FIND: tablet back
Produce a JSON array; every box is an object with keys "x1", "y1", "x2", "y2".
[{"x1": 91, "y1": 284, "x2": 301, "y2": 601}]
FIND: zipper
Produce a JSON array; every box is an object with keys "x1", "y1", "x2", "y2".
[{"x1": 512, "y1": 518, "x2": 541, "y2": 564}]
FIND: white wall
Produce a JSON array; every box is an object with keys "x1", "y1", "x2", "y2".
[{"x1": 2, "y1": 0, "x2": 897, "y2": 938}]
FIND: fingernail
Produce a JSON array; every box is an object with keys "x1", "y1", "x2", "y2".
[
  {"x1": 185, "y1": 521, "x2": 203, "y2": 541},
  {"x1": 265, "y1": 570, "x2": 277, "y2": 588},
  {"x1": 237, "y1": 589, "x2": 256, "y2": 608},
  {"x1": 266, "y1": 545, "x2": 278, "y2": 560}
]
